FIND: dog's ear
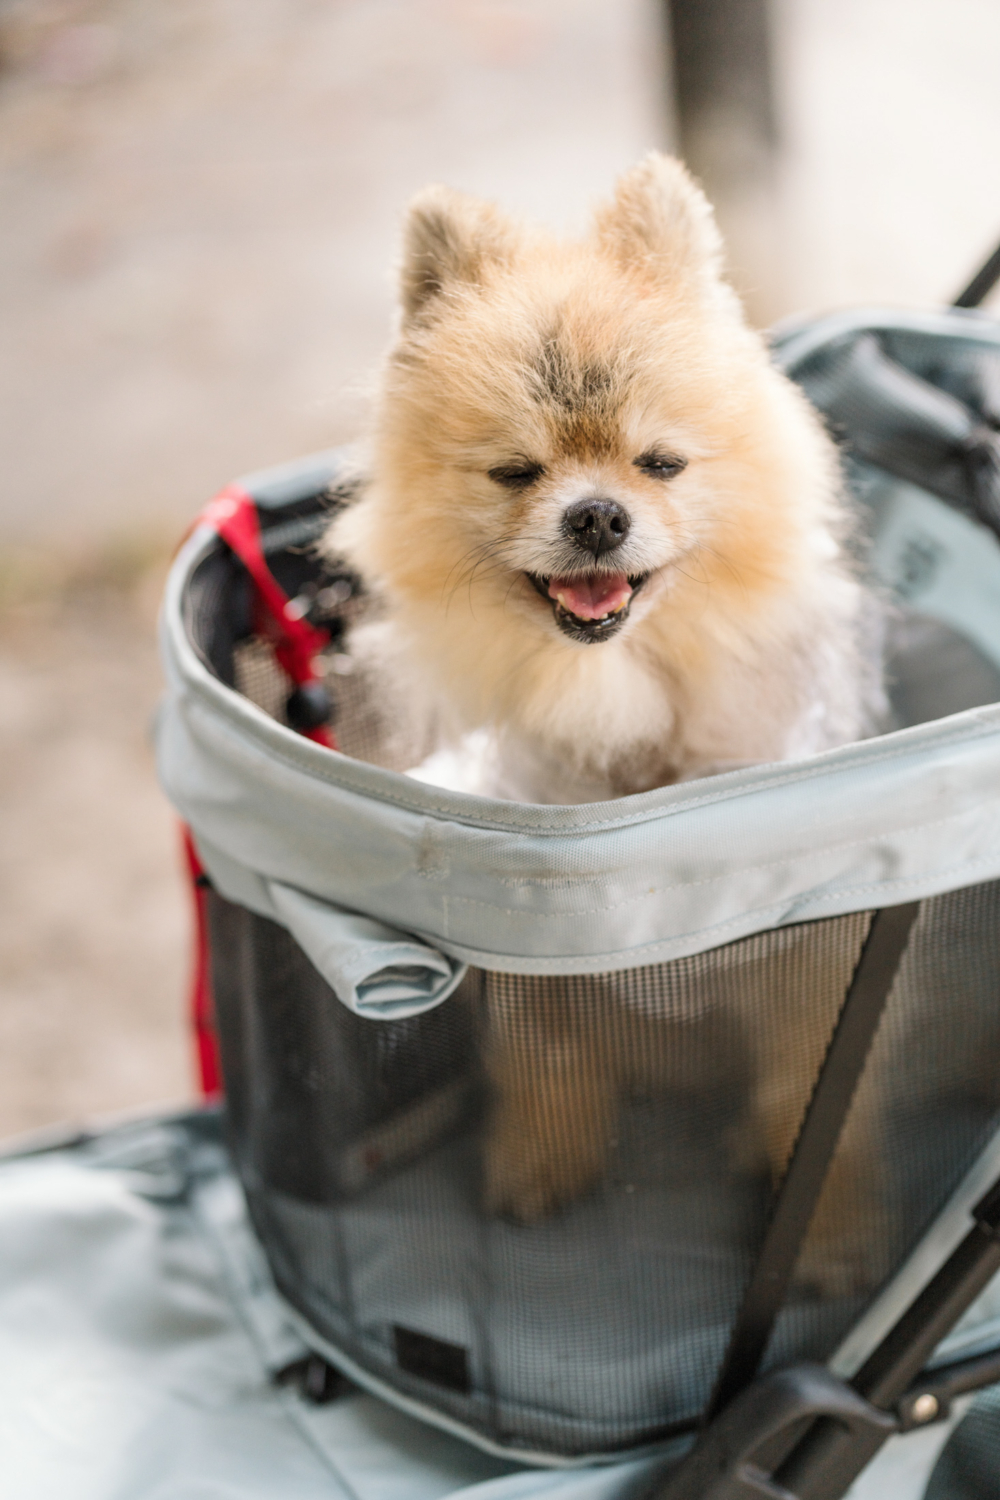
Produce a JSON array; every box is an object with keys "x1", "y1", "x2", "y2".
[
  {"x1": 400, "y1": 186, "x2": 517, "y2": 323},
  {"x1": 595, "y1": 154, "x2": 727, "y2": 299}
]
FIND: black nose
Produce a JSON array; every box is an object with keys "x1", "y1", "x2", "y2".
[{"x1": 562, "y1": 499, "x2": 631, "y2": 558}]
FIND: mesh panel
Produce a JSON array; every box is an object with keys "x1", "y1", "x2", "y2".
[
  {"x1": 211, "y1": 895, "x2": 866, "y2": 1449},
  {"x1": 767, "y1": 883, "x2": 1000, "y2": 1372},
  {"x1": 188, "y1": 502, "x2": 1000, "y2": 1458},
  {"x1": 207, "y1": 889, "x2": 1000, "y2": 1457}
]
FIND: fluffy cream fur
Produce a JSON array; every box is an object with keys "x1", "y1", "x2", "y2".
[
  {"x1": 325, "y1": 162, "x2": 888, "y2": 1275},
  {"x1": 329, "y1": 153, "x2": 878, "y2": 803}
]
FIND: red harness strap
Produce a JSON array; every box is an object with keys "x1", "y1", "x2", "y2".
[
  {"x1": 199, "y1": 484, "x2": 338, "y2": 750},
  {"x1": 183, "y1": 484, "x2": 340, "y2": 1095},
  {"x1": 182, "y1": 826, "x2": 222, "y2": 1097}
]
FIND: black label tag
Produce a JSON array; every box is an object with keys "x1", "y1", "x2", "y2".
[{"x1": 393, "y1": 1325, "x2": 471, "y2": 1394}]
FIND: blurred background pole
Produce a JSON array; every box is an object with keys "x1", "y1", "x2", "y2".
[{"x1": 662, "y1": 0, "x2": 784, "y2": 324}]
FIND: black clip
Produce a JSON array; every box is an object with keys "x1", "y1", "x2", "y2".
[
  {"x1": 273, "y1": 1352, "x2": 354, "y2": 1405},
  {"x1": 286, "y1": 680, "x2": 335, "y2": 732},
  {"x1": 651, "y1": 1364, "x2": 896, "y2": 1500}
]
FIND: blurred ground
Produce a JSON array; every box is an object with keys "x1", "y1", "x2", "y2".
[
  {"x1": 1, "y1": 0, "x2": 999, "y2": 1139},
  {"x1": 0, "y1": 0, "x2": 663, "y2": 547},
  {"x1": 0, "y1": 566, "x2": 188, "y2": 1137}
]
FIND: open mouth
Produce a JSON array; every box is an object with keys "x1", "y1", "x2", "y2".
[{"x1": 526, "y1": 571, "x2": 648, "y2": 643}]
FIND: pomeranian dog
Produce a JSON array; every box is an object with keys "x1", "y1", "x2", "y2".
[
  {"x1": 328, "y1": 152, "x2": 879, "y2": 804},
  {"x1": 327, "y1": 155, "x2": 884, "y2": 1287}
]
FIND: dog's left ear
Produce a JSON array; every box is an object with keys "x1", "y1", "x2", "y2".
[
  {"x1": 400, "y1": 186, "x2": 518, "y2": 325},
  {"x1": 595, "y1": 154, "x2": 730, "y2": 304}
]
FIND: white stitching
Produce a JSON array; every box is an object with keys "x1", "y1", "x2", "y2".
[{"x1": 441, "y1": 809, "x2": 1000, "y2": 920}]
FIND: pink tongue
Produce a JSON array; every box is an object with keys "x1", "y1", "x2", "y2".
[{"x1": 547, "y1": 573, "x2": 632, "y2": 620}]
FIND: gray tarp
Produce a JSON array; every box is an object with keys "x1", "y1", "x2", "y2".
[{"x1": 0, "y1": 1110, "x2": 983, "y2": 1499}]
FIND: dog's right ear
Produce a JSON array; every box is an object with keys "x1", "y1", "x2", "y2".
[
  {"x1": 595, "y1": 154, "x2": 730, "y2": 305},
  {"x1": 400, "y1": 186, "x2": 517, "y2": 324}
]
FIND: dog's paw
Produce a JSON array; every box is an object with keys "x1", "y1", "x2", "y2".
[
  {"x1": 792, "y1": 1233, "x2": 883, "y2": 1301},
  {"x1": 482, "y1": 1129, "x2": 605, "y2": 1223}
]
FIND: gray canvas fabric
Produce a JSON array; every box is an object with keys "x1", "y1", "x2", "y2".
[
  {"x1": 0, "y1": 1112, "x2": 519, "y2": 1500},
  {"x1": 267, "y1": 879, "x2": 467, "y2": 1019},
  {"x1": 158, "y1": 668, "x2": 1000, "y2": 989}
]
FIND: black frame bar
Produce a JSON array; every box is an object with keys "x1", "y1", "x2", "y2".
[
  {"x1": 655, "y1": 883, "x2": 1000, "y2": 1499},
  {"x1": 708, "y1": 904, "x2": 920, "y2": 1417},
  {"x1": 773, "y1": 1180, "x2": 1000, "y2": 1499},
  {"x1": 953, "y1": 238, "x2": 1000, "y2": 309},
  {"x1": 654, "y1": 1175, "x2": 1000, "y2": 1500}
]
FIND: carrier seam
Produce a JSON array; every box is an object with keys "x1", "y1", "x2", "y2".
[
  {"x1": 434, "y1": 852, "x2": 1000, "y2": 972},
  {"x1": 438, "y1": 813, "x2": 1000, "y2": 921}
]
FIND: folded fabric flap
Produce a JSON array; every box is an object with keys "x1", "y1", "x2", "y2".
[{"x1": 265, "y1": 878, "x2": 467, "y2": 1019}]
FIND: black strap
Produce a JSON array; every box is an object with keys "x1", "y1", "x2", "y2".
[
  {"x1": 953, "y1": 238, "x2": 1000, "y2": 309},
  {"x1": 707, "y1": 902, "x2": 921, "y2": 1419}
]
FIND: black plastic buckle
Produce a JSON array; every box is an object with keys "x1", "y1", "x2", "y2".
[
  {"x1": 651, "y1": 1365, "x2": 896, "y2": 1500},
  {"x1": 273, "y1": 1352, "x2": 354, "y2": 1404}
]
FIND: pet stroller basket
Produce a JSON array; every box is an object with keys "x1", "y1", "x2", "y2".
[{"x1": 157, "y1": 305, "x2": 1000, "y2": 1494}]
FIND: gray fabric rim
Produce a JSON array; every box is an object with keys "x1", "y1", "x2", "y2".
[{"x1": 155, "y1": 308, "x2": 1000, "y2": 977}]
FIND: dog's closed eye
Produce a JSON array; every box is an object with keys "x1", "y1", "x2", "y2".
[
  {"x1": 633, "y1": 451, "x2": 687, "y2": 479},
  {"x1": 488, "y1": 462, "x2": 545, "y2": 490}
]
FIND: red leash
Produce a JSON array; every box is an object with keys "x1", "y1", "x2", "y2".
[{"x1": 183, "y1": 485, "x2": 340, "y2": 1095}]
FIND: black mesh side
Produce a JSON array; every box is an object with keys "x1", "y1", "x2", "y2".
[
  {"x1": 186, "y1": 546, "x2": 253, "y2": 687},
  {"x1": 205, "y1": 884, "x2": 1000, "y2": 1457},
  {"x1": 207, "y1": 892, "x2": 478, "y2": 1204},
  {"x1": 206, "y1": 894, "x2": 869, "y2": 1452}
]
